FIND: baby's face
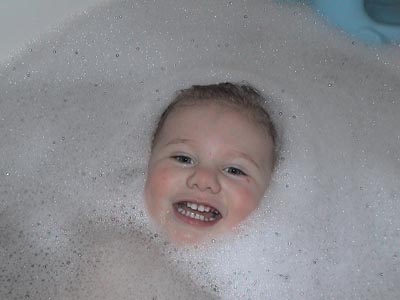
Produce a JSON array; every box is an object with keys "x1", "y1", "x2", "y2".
[{"x1": 145, "y1": 102, "x2": 274, "y2": 244}]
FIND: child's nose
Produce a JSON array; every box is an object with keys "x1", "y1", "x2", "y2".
[{"x1": 186, "y1": 166, "x2": 221, "y2": 194}]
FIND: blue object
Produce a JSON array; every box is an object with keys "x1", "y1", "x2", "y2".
[{"x1": 309, "y1": 0, "x2": 400, "y2": 44}]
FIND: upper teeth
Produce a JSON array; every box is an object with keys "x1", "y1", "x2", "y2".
[{"x1": 186, "y1": 201, "x2": 212, "y2": 213}]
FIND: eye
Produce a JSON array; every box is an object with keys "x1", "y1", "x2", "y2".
[
  {"x1": 171, "y1": 155, "x2": 194, "y2": 165},
  {"x1": 225, "y1": 167, "x2": 247, "y2": 176}
]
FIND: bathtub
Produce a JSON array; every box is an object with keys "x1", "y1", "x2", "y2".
[{"x1": 0, "y1": 1, "x2": 399, "y2": 299}]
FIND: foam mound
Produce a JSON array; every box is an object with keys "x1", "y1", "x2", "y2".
[{"x1": 0, "y1": 0, "x2": 399, "y2": 299}]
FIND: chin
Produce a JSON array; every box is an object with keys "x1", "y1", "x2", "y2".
[{"x1": 165, "y1": 223, "x2": 217, "y2": 245}]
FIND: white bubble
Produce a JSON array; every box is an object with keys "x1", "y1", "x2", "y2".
[{"x1": 1, "y1": 0, "x2": 399, "y2": 299}]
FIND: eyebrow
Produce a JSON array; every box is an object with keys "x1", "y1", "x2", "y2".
[
  {"x1": 165, "y1": 138, "x2": 194, "y2": 146},
  {"x1": 231, "y1": 150, "x2": 261, "y2": 171}
]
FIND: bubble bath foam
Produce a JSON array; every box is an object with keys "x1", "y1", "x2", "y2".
[{"x1": 0, "y1": 0, "x2": 399, "y2": 299}]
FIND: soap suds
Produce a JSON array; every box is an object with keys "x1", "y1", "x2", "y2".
[{"x1": 0, "y1": 0, "x2": 399, "y2": 299}]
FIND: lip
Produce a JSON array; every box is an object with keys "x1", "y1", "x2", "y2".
[
  {"x1": 173, "y1": 197, "x2": 224, "y2": 216},
  {"x1": 173, "y1": 206, "x2": 221, "y2": 227},
  {"x1": 172, "y1": 198, "x2": 223, "y2": 228}
]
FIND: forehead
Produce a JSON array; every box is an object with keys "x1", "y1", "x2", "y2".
[
  {"x1": 159, "y1": 103, "x2": 271, "y2": 149},
  {"x1": 165, "y1": 102, "x2": 258, "y2": 132},
  {"x1": 154, "y1": 102, "x2": 275, "y2": 172}
]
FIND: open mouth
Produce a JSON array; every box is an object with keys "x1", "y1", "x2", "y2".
[{"x1": 173, "y1": 201, "x2": 222, "y2": 226}]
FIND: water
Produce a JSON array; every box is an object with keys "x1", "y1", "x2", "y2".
[{"x1": 0, "y1": 0, "x2": 399, "y2": 299}]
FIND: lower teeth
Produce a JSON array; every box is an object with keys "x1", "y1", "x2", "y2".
[{"x1": 177, "y1": 207, "x2": 216, "y2": 222}]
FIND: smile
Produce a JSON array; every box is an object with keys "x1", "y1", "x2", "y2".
[{"x1": 173, "y1": 201, "x2": 222, "y2": 225}]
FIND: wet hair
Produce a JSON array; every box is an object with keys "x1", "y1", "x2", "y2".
[{"x1": 151, "y1": 82, "x2": 277, "y2": 168}]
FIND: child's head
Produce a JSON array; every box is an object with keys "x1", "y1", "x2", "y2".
[{"x1": 144, "y1": 82, "x2": 276, "y2": 244}]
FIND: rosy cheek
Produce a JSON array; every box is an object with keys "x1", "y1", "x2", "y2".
[
  {"x1": 148, "y1": 165, "x2": 177, "y2": 197},
  {"x1": 235, "y1": 187, "x2": 260, "y2": 216},
  {"x1": 160, "y1": 169, "x2": 174, "y2": 185}
]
